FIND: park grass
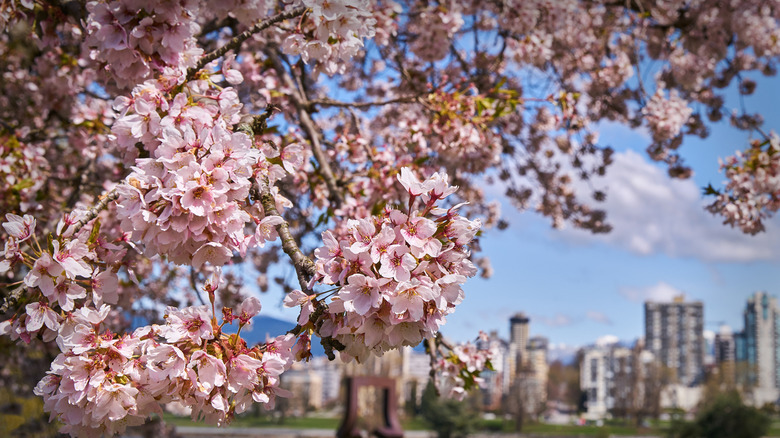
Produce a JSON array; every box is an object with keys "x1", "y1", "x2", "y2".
[
  {"x1": 163, "y1": 413, "x2": 434, "y2": 430},
  {"x1": 768, "y1": 421, "x2": 780, "y2": 437},
  {"x1": 163, "y1": 413, "x2": 780, "y2": 436},
  {"x1": 162, "y1": 413, "x2": 657, "y2": 435},
  {"x1": 475, "y1": 419, "x2": 658, "y2": 436},
  {"x1": 163, "y1": 413, "x2": 342, "y2": 429}
]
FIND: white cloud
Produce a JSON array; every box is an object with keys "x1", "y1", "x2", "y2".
[
  {"x1": 595, "y1": 334, "x2": 619, "y2": 347},
  {"x1": 619, "y1": 281, "x2": 683, "y2": 302},
  {"x1": 586, "y1": 310, "x2": 612, "y2": 325},
  {"x1": 558, "y1": 150, "x2": 780, "y2": 262}
]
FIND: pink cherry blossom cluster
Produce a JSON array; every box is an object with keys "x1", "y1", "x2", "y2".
[
  {"x1": 0, "y1": 213, "x2": 123, "y2": 345},
  {"x1": 0, "y1": 135, "x2": 48, "y2": 214},
  {"x1": 84, "y1": 0, "x2": 203, "y2": 88},
  {"x1": 707, "y1": 132, "x2": 780, "y2": 235},
  {"x1": 0, "y1": 0, "x2": 33, "y2": 30},
  {"x1": 31, "y1": 296, "x2": 296, "y2": 437},
  {"x1": 433, "y1": 334, "x2": 495, "y2": 400},
  {"x1": 295, "y1": 168, "x2": 481, "y2": 362},
  {"x1": 208, "y1": 0, "x2": 273, "y2": 27},
  {"x1": 113, "y1": 71, "x2": 304, "y2": 266},
  {"x1": 641, "y1": 87, "x2": 693, "y2": 142},
  {"x1": 370, "y1": 0, "x2": 402, "y2": 47},
  {"x1": 281, "y1": 0, "x2": 377, "y2": 76},
  {"x1": 425, "y1": 89, "x2": 503, "y2": 173},
  {"x1": 408, "y1": 4, "x2": 464, "y2": 62}
]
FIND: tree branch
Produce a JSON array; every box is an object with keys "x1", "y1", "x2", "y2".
[
  {"x1": 71, "y1": 188, "x2": 119, "y2": 236},
  {"x1": 309, "y1": 95, "x2": 422, "y2": 109},
  {"x1": 254, "y1": 177, "x2": 316, "y2": 290},
  {"x1": 436, "y1": 331, "x2": 455, "y2": 351},
  {"x1": 237, "y1": 105, "x2": 279, "y2": 136},
  {"x1": 0, "y1": 285, "x2": 25, "y2": 314},
  {"x1": 269, "y1": 50, "x2": 345, "y2": 206},
  {"x1": 186, "y1": 7, "x2": 307, "y2": 81},
  {"x1": 425, "y1": 336, "x2": 440, "y2": 395}
]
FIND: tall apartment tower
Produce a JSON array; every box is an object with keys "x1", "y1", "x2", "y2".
[
  {"x1": 510, "y1": 312, "x2": 530, "y2": 354},
  {"x1": 734, "y1": 291, "x2": 780, "y2": 404},
  {"x1": 715, "y1": 325, "x2": 736, "y2": 363},
  {"x1": 644, "y1": 295, "x2": 704, "y2": 386},
  {"x1": 714, "y1": 325, "x2": 736, "y2": 386},
  {"x1": 527, "y1": 336, "x2": 549, "y2": 404},
  {"x1": 508, "y1": 313, "x2": 530, "y2": 381}
]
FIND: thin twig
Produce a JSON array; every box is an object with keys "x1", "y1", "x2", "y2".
[
  {"x1": 71, "y1": 189, "x2": 119, "y2": 236},
  {"x1": 186, "y1": 7, "x2": 306, "y2": 81},
  {"x1": 269, "y1": 50, "x2": 345, "y2": 206},
  {"x1": 189, "y1": 267, "x2": 207, "y2": 306},
  {"x1": 237, "y1": 105, "x2": 279, "y2": 136},
  {"x1": 0, "y1": 285, "x2": 25, "y2": 314},
  {"x1": 436, "y1": 331, "x2": 455, "y2": 350},
  {"x1": 309, "y1": 95, "x2": 422, "y2": 109}
]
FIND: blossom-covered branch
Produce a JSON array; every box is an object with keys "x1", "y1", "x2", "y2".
[
  {"x1": 706, "y1": 132, "x2": 780, "y2": 234},
  {"x1": 2, "y1": 0, "x2": 780, "y2": 435},
  {"x1": 186, "y1": 6, "x2": 307, "y2": 81}
]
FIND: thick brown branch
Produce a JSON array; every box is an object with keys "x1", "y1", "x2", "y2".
[
  {"x1": 425, "y1": 337, "x2": 440, "y2": 395},
  {"x1": 254, "y1": 177, "x2": 316, "y2": 290},
  {"x1": 186, "y1": 7, "x2": 306, "y2": 81}
]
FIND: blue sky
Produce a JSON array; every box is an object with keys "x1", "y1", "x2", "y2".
[
  {"x1": 253, "y1": 74, "x2": 780, "y2": 357},
  {"x1": 443, "y1": 75, "x2": 780, "y2": 354}
]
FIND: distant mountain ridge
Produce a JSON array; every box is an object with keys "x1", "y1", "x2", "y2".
[{"x1": 236, "y1": 315, "x2": 326, "y2": 357}]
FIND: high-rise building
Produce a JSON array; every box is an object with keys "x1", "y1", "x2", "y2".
[
  {"x1": 644, "y1": 295, "x2": 704, "y2": 386},
  {"x1": 734, "y1": 292, "x2": 780, "y2": 404},
  {"x1": 507, "y1": 313, "x2": 548, "y2": 416},
  {"x1": 580, "y1": 341, "x2": 633, "y2": 419},
  {"x1": 527, "y1": 336, "x2": 549, "y2": 405},
  {"x1": 508, "y1": 312, "x2": 530, "y2": 382},
  {"x1": 714, "y1": 325, "x2": 736, "y2": 385},
  {"x1": 714, "y1": 325, "x2": 736, "y2": 364},
  {"x1": 510, "y1": 313, "x2": 530, "y2": 356}
]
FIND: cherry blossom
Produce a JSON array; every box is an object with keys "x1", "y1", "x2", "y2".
[{"x1": 2, "y1": 1, "x2": 780, "y2": 435}]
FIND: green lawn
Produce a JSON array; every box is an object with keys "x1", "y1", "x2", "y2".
[
  {"x1": 163, "y1": 413, "x2": 431, "y2": 430},
  {"x1": 474, "y1": 419, "x2": 658, "y2": 436},
  {"x1": 163, "y1": 414, "x2": 341, "y2": 429},
  {"x1": 768, "y1": 421, "x2": 780, "y2": 437},
  {"x1": 163, "y1": 414, "x2": 658, "y2": 435},
  {"x1": 163, "y1": 414, "x2": 780, "y2": 437}
]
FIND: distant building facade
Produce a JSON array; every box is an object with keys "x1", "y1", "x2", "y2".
[
  {"x1": 527, "y1": 336, "x2": 549, "y2": 405},
  {"x1": 734, "y1": 291, "x2": 780, "y2": 405},
  {"x1": 715, "y1": 325, "x2": 736, "y2": 364},
  {"x1": 580, "y1": 342, "x2": 632, "y2": 419},
  {"x1": 505, "y1": 313, "x2": 548, "y2": 417},
  {"x1": 477, "y1": 331, "x2": 509, "y2": 410},
  {"x1": 644, "y1": 295, "x2": 704, "y2": 386},
  {"x1": 714, "y1": 325, "x2": 736, "y2": 386},
  {"x1": 508, "y1": 312, "x2": 530, "y2": 385}
]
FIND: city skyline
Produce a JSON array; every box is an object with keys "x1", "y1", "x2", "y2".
[{"x1": 254, "y1": 76, "x2": 780, "y2": 353}]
